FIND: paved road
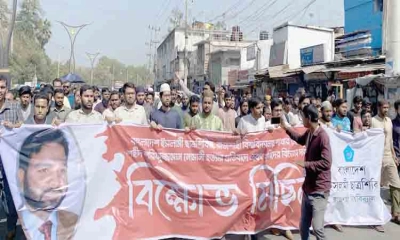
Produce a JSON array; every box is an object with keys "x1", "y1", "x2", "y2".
[{"x1": 0, "y1": 191, "x2": 398, "y2": 240}]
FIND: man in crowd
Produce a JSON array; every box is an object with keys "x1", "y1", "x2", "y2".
[
  {"x1": 236, "y1": 96, "x2": 265, "y2": 134},
  {"x1": 63, "y1": 81, "x2": 75, "y2": 108},
  {"x1": 181, "y1": 93, "x2": 189, "y2": 113},
  {"x1": 292, "y1": 95, "x2": 311, "y2": 126},
  {"x1": 235, "y1": 99, "x2": 248, "y2": 128},
  {"x1": 104, "y1": 90, "x2": 122, "y2": 123},
  {"x1": 283, "y1": 98, "x2": 295, "y2": 126},
  {"x1": 332, "y1": 99, "x2": 351, "y2": 132},
  {"x1": 178, "y1": 73, "x2": 219, "y2": 115},
  {"x1": 393, "y1": 100, "x2": 400, "y2": 172},
  {"x1": 188, "y1": 90, "x2": 223, "y2": 132},
  {"x1": 135, "y1": 86, "x2": 146, "y2": 106},
  {"x1": 51, "y1": 88, "x2": 71, "y2": 123},
  {"x1": 348, "y1": 96, "x2": 363, "y2": 132},
  {"x1": 281, "y1": 104, "x2": 332, "y2": 240},
  {"x1": 93, "y1": 86, "x2": 101, "y2": 107},
  {"x1": 65, "y1": 85, "x2": 103, "y2": 124},
  {"x1": 0, "y1": 75, "x2": 23, "y2": 240},
  {"x1": 146, "y1": 92, "x2": 154, "y2": 106},
  {"x1": 363, "y1": 99, "x2": 372, "y2": 113},
  {"x1": 217, "y1": 91, "x2": 237, "y2": 132},
  {"x1": 53, "y1": 78, "x2": 71, "y2": 109},
  {"x1": 114, "y1": 83, "x2": 148, "y2": 125},
  {"x1": 94, "y1": 87, "x2": 111, "y2": 114},
  {"x1": 19, "y1": 86, "x2": 33, "y2": 121},
  {"x1": 17, "y1": 129, "x2": 79, "y2": 240},
  {"x1": 25, "y1": 92, "x2": 56, "y2": 125},
  {"x1": 5, "y1": 92, "x2": 14, "y2": 102},
  {"x1": 74, "y1": 88, "x2": 81, "y2": 110},
  {"x1": 150, "y1": 83, "x2": 183, "y2": 130},
  {"x1": 372, "y1": 100, "x2": 400, "y2": 228},
  {"x1": 319, "y1": 101, "x2": 333, "y2": 128},
  {"x1": 184, "y1": 95, "x2": 200, "y2": 128}
]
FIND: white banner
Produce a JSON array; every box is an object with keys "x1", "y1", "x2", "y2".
[{"x1": 324, "y1": 127, "x2": 391, "y2": 225}]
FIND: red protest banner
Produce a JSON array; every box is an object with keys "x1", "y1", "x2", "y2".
[{"x1": 94, "y1": 125, "x2": 306, "y2": 239}]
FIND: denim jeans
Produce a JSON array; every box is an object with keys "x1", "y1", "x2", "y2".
[{"x1": 300, "y1": 192, "x2": 329, "y2": 240}]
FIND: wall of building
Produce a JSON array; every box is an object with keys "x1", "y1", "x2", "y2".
[
  {"x1": 344, "y1": 0, "x2": 383, "y2": 52},
  {"x1": 287, "y1": 26, "x2": 334, "y2": 69},
  {"x1": 210, "y1": 51, "x2": 241, "y2": 86}
]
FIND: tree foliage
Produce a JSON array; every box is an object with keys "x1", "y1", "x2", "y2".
[{"x1": 7, "y1": 0, "x2": 151, "y2": 87}]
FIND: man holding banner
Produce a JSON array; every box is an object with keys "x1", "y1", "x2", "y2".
[
  {"x1": 372, "y1": 100, "x2": 400, "y2": 225},
  {"x1": 282, "y1": 104, "x2": 332, "y2": 240}
]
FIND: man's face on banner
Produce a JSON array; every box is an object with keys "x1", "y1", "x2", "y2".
[{"x1": 19, "y1": 142, "x2": 68, "y2": 211}]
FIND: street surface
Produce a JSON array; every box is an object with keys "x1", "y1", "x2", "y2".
[{"x1": 0, "y1": 190, "x2": 398, "y2": 240}]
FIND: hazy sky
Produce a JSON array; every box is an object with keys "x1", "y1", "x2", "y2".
[{"x1": 38, "y1": 0, "x2": 344, "y2": 67}]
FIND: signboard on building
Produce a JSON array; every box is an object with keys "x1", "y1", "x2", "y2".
[
  {"x1": 246, "y1": 44, "x2": 256, "y2": 61},
  {"x1": 269, "y1": 41, "x2": 287, "y2": 67},
  {"x1": 300, "y1": 44, "x2": 325, "y2": 66},
  {"x1": 238, "y1": 70, "x2": 248, "y2": 81},
  {"x1": 228, "y1": 70, "x2": 238, "y2": 86}
]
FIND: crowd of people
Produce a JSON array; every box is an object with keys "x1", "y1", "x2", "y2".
[{"x1": 0, "y1": 73, "x2": 399, "y2": 240}]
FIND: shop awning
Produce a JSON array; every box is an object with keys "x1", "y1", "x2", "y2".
[
  {"x1": 286, "y1": 65, "x2": 327, "y2": 74},
  {"x1": 316, "y1": 63, "x2": 385, "y2": 73},
  {"x1": 230, "y1": 84, "x2": 250, "y2": 90}
]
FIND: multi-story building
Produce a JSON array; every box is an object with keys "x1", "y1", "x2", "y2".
[
  {"x1": 344, "y1": 0, "x2": 383, "y2": 55},
  {"x1": 155, "y1": 27, "x2": 231, "y2": 90}
]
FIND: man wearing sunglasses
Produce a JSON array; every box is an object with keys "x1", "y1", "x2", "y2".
[{"x1": 63, "y1": 81, "x2": 75, "y2": 108}]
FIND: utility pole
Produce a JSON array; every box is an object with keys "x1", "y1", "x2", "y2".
[
  {"x1": 183, "y1": 0, "x2": 189, "y2": 86},
  {"x1": 145, "y1": 25, "x2": 154, "y2": 75},
  {"x1": 58, "y1": 22, "x2": 90, "y2": 73},
  {"x1": 151, "y1": 27, "x2": 160, "y2": 84},
  {"x1": 86, "y1": 52, "x2": 100, "y2": 85}
]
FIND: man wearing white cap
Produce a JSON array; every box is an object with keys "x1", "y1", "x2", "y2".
[
  {"x1": 150, "y1": 83, "x2": 183, "y2": 130},
  {"x1": 319, "y1": 101, "x2": 333, "y2": 128}
]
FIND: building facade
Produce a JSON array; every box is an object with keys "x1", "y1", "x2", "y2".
[{"x1": 344, "y1": 0, "x2": 383, "y2": 55}]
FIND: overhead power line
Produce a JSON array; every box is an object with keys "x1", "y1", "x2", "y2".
[
  {"x1": 207, "y1": 0, "x2": 243, "y2": 22},
  {"x1": 239, "y1": 0, "x2": 278, "y2": 28}
]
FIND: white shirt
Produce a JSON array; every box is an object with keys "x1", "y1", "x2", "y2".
[
  {"x1": 114, "y1": 104, "x2": 148, "y2": 125},
  {"x1": 21, "y1": 210, "x2": 58, "y2": 240},
  {"x1": 237, "y1": 114, "x2": 266, "y2": 133}
]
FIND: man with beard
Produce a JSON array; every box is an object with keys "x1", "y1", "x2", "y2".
[
  {"x1": 372, "y1": 100, "x2": 400, "y2": 228},
  {"x1": 73, "y1": 89, "x2": 81, "y2": 110},
  {"x1": 146, "y1": 92, "x2": 154, "y2": 106},
  {"x1": 17, "y1": 129, "x2": 78, "y2": 240},
  {"x1": 348, "y1": 96, "x2": 363, "y2": 132},
  {"x1": 332, "y1": 99, "x2": 351, "y2": 132},
  {"x1": 217, "y1": 91, "x2": 237, "y2": 132},
  {"x1": 184, "y1": 95, "x2": 200, "y2": 128},
  {"x1": 18, "y1": 86, "x2": 33, "y2": 121},
  {"x1": 103, "y1": 91, "x2": 122, "y2": 124},
  {"x1": 114, "y1": 83, "x2": 148, "y2": 125},
  {"x1": 25, "y1": 93, "x2": 56, "y2": 125},
  {"x1": 319, "y1": 101, "x2": 333, "y2": 127},
  {"x1": 187, "y1": 90, "x2": 222, "y2": 132},
  {"x1": 150, "y1": 83, "x2": 182, "y2": 130},
  {"x1": 51, "y1": 89, "x2": 71, "y2": 123},
  {"x1": 235, "y1": 99, "x2": 248, "y2": 128},
  {"x1": 63, "y1": 81, "x2": 75, "y2": 108},
  {"x1": 65, "y1": 85, "x2": 103, "y2": 124},
  {"x1": 181, "y1": 93, "x2": 189, "y2": 113},
  {"x1": 94, "y1": 88, "x2": 111, "y2": 114},
  {"x1": 52, "y1": 78, "x2": 71, "y2": 109}
]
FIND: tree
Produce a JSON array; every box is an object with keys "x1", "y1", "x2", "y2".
[
  {"x1": 168, "y1": 7, "x2": 184, "y2": 31},
  {"x1": 10, "y1": 0, "x2": 55, "y2": 84}
]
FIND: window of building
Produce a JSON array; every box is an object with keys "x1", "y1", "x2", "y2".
[{"x1": 374, "y1": 0, "x2": 383, "y2": 12}]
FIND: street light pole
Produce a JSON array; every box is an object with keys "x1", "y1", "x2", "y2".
[
  {"x1": 184, "y1": 0, "x2": 188, "y2": 86},
  {"x1": 86, "y1": 52, "x2": 100, "y2": 85},
  {"x1": 58, "y1": 22, "x2": 90, "y2": 73}
]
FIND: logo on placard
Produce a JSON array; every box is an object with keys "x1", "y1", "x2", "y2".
[{"x1": 343, "y1": 145, "x2": 354, "y2": 162}]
